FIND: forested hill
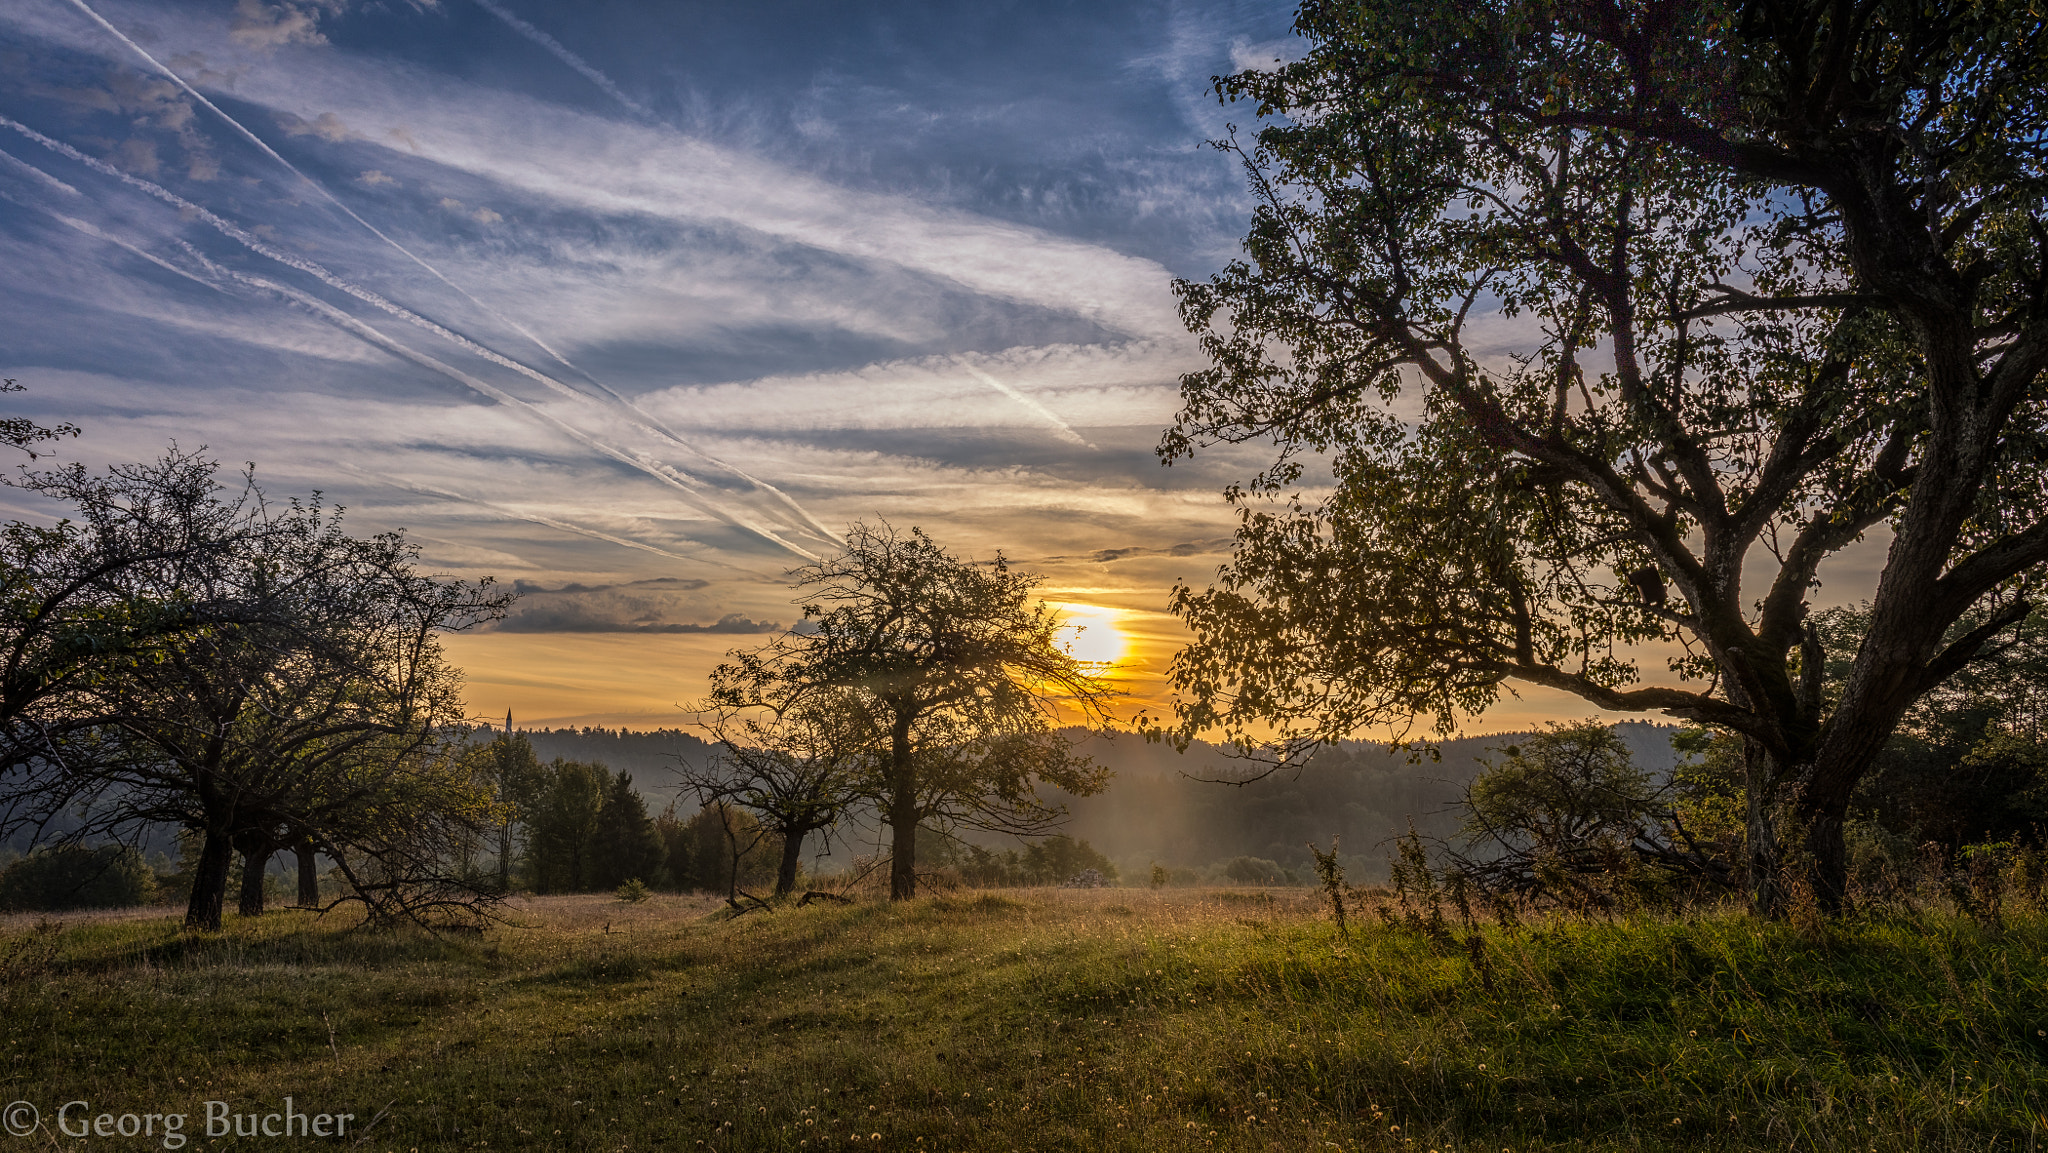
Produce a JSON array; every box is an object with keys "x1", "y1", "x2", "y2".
[
  {"x1": 1057, "y1": 721, "x2": 1686, "y2": 881},
  {"x1": 473, "y1": 721, "x2": 1685, "y2": 880},
  {"x1": 509, "y1": 727, "x2": 719, "y2": 799}
]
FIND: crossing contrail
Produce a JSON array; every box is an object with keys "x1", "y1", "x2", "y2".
[
  {"x1": 57, "y1": 0, "x2": 845, "y2": 551},
  {"x1": 3, "y1": 114, "x2": 835, "y2": 559},
  {"x1": 362, "y1": 474, "x2": 760, "y2": 572}
]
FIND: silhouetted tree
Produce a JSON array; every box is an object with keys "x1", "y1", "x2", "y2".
[
  {"x1": 710, "y1": 523, "x2": 1116, "y2": 899},
  {"x1": 589, "y1": 771, "x2": 664, "y2": 890},
  {"x1": 1157, "y1": 0, "x2": 2048, "y2": 913},
  {"x1": 689, "y1": 690, "x2": 869, "y2": 895},
  {"x1": 0, "y1": 454, "x2": 506, "y2": 930}
]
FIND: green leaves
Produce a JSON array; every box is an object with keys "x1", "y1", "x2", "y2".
[{"x1": 1159, "y1": 0, "x2": 2048, "y2": 818}]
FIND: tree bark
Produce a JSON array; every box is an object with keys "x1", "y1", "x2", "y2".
[
  {"x1": 238, "y1": 840, "x2": 271, "y2": 918},
  {"x1": 1743, "y1": 739, "x2": 1787, "y2": 918},
  {"x1": 775, "y1": 828, "x2": 804, "y2": 896},
  {"x1": 497, "y1": 819, "x2": 512, "y2": 894},
  {"x1": 295, "y1": 840, "x2": 320, "y2": 907},
  {"x1": 185, "y1": 829, "x2": 234, "y2": 932},
  {"x1": 887, "y1": 706, "x2": 918, "y2": 900}
]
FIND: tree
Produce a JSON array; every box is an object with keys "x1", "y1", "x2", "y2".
[
  {"x1": 1818, "y1": 605, "x2": 2048, "y2": 851},
  {"x1": 688, "y1": 689, "x2": 870, "y2": 896},
  {"x1": 520, "y1": 759, "x2": 608, "y2": 894},
  {"x1": 479, "y1": 729, "x2": 542, "y2": 893},
  {"x1": 1158, "y1": 0, "x2": 2048, "y2": 912},
  {"x1": 0, "y1": 453, "x2": 508, "y2": 929},
  {"x1": 1449, "y1": 721, "x2": 1732, "y2": 907},
  {"x1": 588, "y1": 771, "x2": 665, "y2": 891},
  {"x1": 709, "y1": 523, "x2": 1117, "y2": 899},
  {"x1": 0, "y1": 452, "x2": 257, "y2": 772}
]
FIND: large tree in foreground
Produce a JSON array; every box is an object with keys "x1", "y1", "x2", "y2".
[
  {"x1": 708, "y1": 523, "x2": 1116, "y2": 899},
  {"x1": 1159, "y1": 0, "x2": 2048, "y2": 912}
]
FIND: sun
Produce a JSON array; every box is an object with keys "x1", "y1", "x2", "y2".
[{"x1": 1051, "y1": 602, "x2": 1127, "y2": 666}]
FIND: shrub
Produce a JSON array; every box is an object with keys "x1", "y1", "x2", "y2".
[
  {"x1": 0, "y1": 844, "x2": 157, "y2": 911},
  {"x1": 1220, "y1": 855, "x2": 1284, "y2": 884}
]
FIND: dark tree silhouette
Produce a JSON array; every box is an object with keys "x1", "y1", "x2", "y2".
[{"x1": 1159, "y1": 0, "x2": 2048, "y2": 912}]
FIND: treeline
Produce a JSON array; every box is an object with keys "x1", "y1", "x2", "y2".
[{"x1": 478, "y1": 734, "x2": 779, "y2": 896}]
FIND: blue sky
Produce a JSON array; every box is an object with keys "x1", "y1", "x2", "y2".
[{"x1": 0, "y1": 0, "x2": 1306, "y2": 723}]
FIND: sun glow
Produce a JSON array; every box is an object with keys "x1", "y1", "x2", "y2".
[{"x1": 1051, "y1": 602, "x2": 1128, "y2": 667}]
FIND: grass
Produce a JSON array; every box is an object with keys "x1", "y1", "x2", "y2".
[{"x1": 4, "y1": 888, "x2": 2047, "y2": 1151}]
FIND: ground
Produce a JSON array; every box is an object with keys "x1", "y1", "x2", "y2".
[{"x1": 4, "y1": 887, "x2": 2045, "y2": 1151}]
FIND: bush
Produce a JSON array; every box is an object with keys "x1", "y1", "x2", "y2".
[
  {"x1": 0, "y1": 845, "x2": 157, "y2": 911},
  {"x1": 1220, "y1": 855, "x2": 1285, "y2": 884}
]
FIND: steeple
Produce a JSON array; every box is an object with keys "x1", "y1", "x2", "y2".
[{"x1": 505, "y1": 709, "x2": 513, "y2": 736}]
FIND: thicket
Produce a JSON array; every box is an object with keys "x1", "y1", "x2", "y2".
[
  {"x1": 0, "y1": 844, "x2": 155, "y2": 911},
  {"x1": 931, "y1": 834, "x2": 1117, "y2": 888}
]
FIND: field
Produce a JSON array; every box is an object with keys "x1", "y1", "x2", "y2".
[{"x1": 5, "y1": 888, "x2": 2046, "y2": 1151}]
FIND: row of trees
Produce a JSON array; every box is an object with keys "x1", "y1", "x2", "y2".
[
  {"x1": 0, "y1": 433, "x2": 512, "y2": 930},
  {"x1": 474, "y1": 732, "x2": 780, "y2": 897}
]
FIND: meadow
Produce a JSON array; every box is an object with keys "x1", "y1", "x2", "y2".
[{"x1": 4, "y1": 887, "x2": 2045, "y2": 1151}]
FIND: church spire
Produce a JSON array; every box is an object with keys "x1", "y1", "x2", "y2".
[{"x1": 505, "y1": 709, "x2": 513, "y2": 736}]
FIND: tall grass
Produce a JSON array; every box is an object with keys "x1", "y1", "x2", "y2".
[{"x1": 4, "y1": 889, "x2": 2044, "y2": 1150}]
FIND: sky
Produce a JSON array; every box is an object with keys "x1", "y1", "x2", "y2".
[{"x1": 0, "y1": 0, "x2": 1843, "y2": 733}]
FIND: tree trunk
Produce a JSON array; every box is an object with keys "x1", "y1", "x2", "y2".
[
  {"x1": 887, "y1": 707, "x2": 918, "y2": 901},
  {"x1": 295, "y1": 841, "x2": 320, "y2": 907},
  {"x1": 888, "y1": 799, "x2": 918, "y2": 901},
  {"x1": 1743, "y1": 738, "x2": 1787, "y2": 918},
  {"x1": 1802, "y1": 803, "x2": 1850, "y2": 914},
  {"x1": 497, "y1": 819, "x2": 512, "y2": 894},
  {"x1": 185, "y1": 829, "x2": 235, "y2": 932},
  {"x1": 238, "y1": 843, "x2": 270, "y2": 918},
  {"x1": 776, "y1": 828, "x2": 804, "y2": 896}
]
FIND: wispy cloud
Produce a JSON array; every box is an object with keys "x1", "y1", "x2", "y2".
[{"x1": 0, "y1": 0, "x2": 1298, "y2": 725}]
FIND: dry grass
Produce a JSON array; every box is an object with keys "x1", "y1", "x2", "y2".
[{"x1": 4, "y1": 887, "x2": 2045, "y2": 1151}]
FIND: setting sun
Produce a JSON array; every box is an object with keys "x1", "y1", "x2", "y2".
[{"x1": 1051, "y1": 602, "x2": 1128, "y2": 666}]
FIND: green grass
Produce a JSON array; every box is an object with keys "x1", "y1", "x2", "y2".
[{"x1": 4, "y1": 888, "x2": 2046, "y2": 1151}]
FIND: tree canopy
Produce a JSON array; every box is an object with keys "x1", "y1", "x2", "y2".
[
  {"x1": 0, "y1": 452, "x2": 510, "y2": 929},
  {"x1": 1159, "y1": 0, "x2": 2048, "y2": 910},
  {"x1": 708, "y1": 523, "x2": 1117, "y2": 899}
]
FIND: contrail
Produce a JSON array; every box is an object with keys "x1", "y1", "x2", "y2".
[
  {"x1": 59, "y1": 0, "x2": 588, "y2": 374},
  {"x1": 2, "y1": 115, "x2": 837, "y2": 556},
  {"x1": 36, "y1": 5, "x2": 843, "y2": 547},
  {"x1": 6, "y1": 194, "x2": 222, "y2": 289},
  {"x1": 964, "y1": 366, "x2": 1093, "y2": 448},
  {"x1": 458, "y1": 0, "x2": 840, "y2": 547},
  {"x1": 470, "y1": 0, "x2": 656, "y2": 122},
  {"x1": 232, "y1": 267, "x2": 824, "y2": 559},
  {"x1": 362, "y1": 474, "x2": 756, "y2": 571},
  {"x1": 0, "y1": 146, "x2": 79, "y2": 196}
]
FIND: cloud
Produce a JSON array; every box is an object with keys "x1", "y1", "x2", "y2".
[
  {"x1": 1039, "y1": 539, "x2": 1236, "y2": 563},
  {"x1": 276, "y1": 110, "x2": 357, "y2": 142},
  {"x1": 511, "y1": 577, "x2": 712, "y2": 595},
  {"x1": 471, "y1": 206, "x2": 501, "y2": 225},
  {"x1": 480, "y1": 576, "x2": 785, "y2": 635},
  {"x1": 356, "y1": 168, "x2": 393, "y2": 186},
  {"x1": 228, "y1": 0, "x2": 340, "y2": 51}
]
